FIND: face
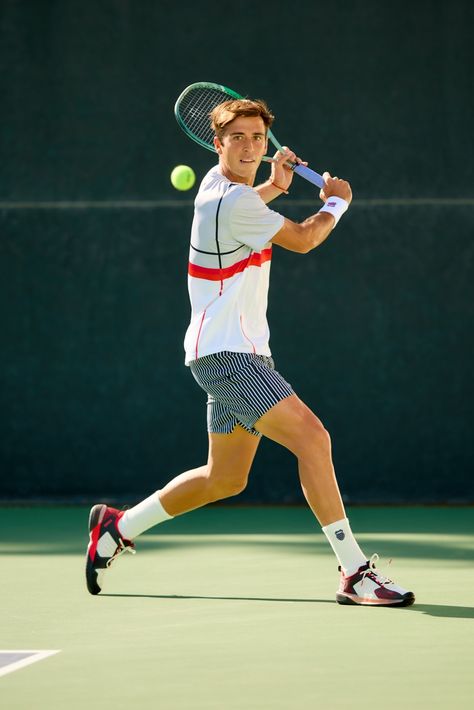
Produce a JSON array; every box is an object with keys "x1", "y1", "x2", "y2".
[{"x1": 214, "y1": 115, "x2": 268, "y2": 185}]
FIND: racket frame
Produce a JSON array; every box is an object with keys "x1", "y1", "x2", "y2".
[{"x1": 174, "y1": 82, "x2": 324, "y2": 189}]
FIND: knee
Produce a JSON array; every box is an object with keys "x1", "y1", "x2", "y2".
[
  {"x1": 314, "y1": 421, "x2": 332, "y2": 450},
  {"x1": 206, "y1": 469, "x2": 248, "y2": 501},
  {"x1": 295, "y1": 411, "x2": 332, "y2": 457}
]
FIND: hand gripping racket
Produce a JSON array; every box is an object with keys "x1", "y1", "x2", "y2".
[{"x1": 174, "y1": 82, "x2": 324, "y2": 189}]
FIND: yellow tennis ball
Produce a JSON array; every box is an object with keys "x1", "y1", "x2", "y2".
[{"x1": 170, "y1": 165, "x2": 196, "y2": 191}]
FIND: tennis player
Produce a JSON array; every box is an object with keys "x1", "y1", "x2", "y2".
[{"x1": 86, "y1": 98, "x2": 414, "y2": 607}]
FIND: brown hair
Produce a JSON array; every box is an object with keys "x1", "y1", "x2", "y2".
[{"x1": 210, "y1": 98, "x2": 274, "y2": 141}]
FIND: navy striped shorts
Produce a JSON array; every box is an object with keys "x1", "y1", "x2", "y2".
[{"x1": 189, "y1": 351, "x2": 294, "y2": 437}]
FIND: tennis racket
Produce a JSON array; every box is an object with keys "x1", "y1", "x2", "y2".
[{"x1": 174, "y1": 82, "x2": 324, "y2": 189}]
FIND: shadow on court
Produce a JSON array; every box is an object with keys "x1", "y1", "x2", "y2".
[
  {"x1": 2, "y1": 535, "x2": 472, "y2": 564},
  {"x1": 0, "y1": 507, "x2": 472, "y2": 564},
  {"x1": 101, "y1": 594, "x2": 474, "y2": 619},
  {"x1": 102, "y1": 593, "x2": 333, "y2": 604},
  {"x1": 406, "y1": 604, "x2": 474, "y2": 619}
]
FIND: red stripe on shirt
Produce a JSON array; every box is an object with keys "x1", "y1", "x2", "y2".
[{"x1": 188, "y1": 247, "x2": 272, "y2": 281}]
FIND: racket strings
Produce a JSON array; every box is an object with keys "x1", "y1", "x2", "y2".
[{"x1": 177, "y1": 87, "x2": 230, "y2": 146}]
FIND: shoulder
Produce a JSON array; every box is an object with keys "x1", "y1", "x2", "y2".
[
  {"x1": 228, "y1": 184, "x2": 267, "y2": 213},
  {"x1": 193, "y1": 166, "x2": 227, "y2": 197},
  {"x1": 230, "y1": 187, "x2": 282, "y2": 223},
  {"x1": 227, "y1": 187, "x2": 284, "y2": 245},
  {"x1": 197, "y1": 167, "x2": 253, "y2": 196}
]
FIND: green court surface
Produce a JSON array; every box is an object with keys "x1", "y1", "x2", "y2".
[{"x1": 0, "y1": 506, "x2": 473, "y2": 709}]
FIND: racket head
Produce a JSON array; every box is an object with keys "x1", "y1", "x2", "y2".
[
  {"x1": 174, "y1": 82, "x2": 244, "y2": 153},
  {"x1": 174, "y1": 82, "x2": 302, "y2": 172},
  {"x1": 174, "y1": 82, "x2": 325, "y2": 190}
]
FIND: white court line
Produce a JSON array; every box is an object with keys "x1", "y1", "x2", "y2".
[
  {"x1": 0, "y1": 198, "x2": 473, "y2": 210},
  {"x1": 0, "y1": 650, "x2": 60, "y2": 678}
]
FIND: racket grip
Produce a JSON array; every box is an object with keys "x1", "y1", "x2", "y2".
[{"x1": 292, "y1": 163, "x2": 324, "y2": 189}]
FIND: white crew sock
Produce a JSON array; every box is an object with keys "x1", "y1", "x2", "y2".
[
  {"x1": 118, "y1": 491, "x2": 173, "y2": 540},
  {"x1": 322, "y1": 518, "x2": 367, "y2": 575}
]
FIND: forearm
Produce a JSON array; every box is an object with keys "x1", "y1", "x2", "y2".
[
  {"x1": 299, "y1": 212, "x2": 337, "y2": 251},
  {"x1": 255, "y1": 179, "x2": 288, "y2": 204},
  {"x1": 272, "y1": 195, "x2": 350, "y2": 253},
  {"x1": 271, "y1": 212, "x2": 338, "y2": 253}
]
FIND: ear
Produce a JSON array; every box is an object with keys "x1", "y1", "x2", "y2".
[{"x1": 213, "y1": 136, "x2": 222, "y2": 155}]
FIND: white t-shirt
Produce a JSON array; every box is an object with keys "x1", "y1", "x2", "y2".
[{"x1": 184, "y1": 166, "x2": 285, "y2": 364}]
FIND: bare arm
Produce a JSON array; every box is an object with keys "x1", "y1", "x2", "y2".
[
  {"x1": 272, "y1": 212, "x2": 337, "y2": 253},
  {"x1": 254, "y1": 147, "x2": 303, "y2": 204},
  {"x1": 271, "y1": 173, "x2": 353, "y2": 253},
  {"x1": 255, "y1": 179, "x2": 289, "y2": 204}
]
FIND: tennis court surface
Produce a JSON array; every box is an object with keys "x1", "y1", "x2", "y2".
[{"x1": 1, "y1": 505, "x2": 473, "y2": 709}]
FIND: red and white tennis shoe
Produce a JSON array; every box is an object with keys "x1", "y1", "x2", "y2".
[
  {"x1": 85, "y1": 504, "x2": 135, "y2": 595},
  {"x1": 336, "y1": 554, "x2": 415, "y2": 607}
]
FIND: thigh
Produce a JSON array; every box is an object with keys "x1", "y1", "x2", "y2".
[
  {"x1": 207, "y1": 425, "x2": 261, "y2": 480},
  {"x1": 190, "y1": 352, "x2": 294, "y2": 435},
  {"x1": 254, "y1": 393, "x2": 327, "y2": 454}
]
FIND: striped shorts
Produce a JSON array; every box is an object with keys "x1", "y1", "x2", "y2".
[{"x1": 189, "y1": 351, "x2": 294, "y2": 437}]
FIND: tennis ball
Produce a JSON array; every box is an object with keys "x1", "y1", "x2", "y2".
[{"x1": 170, "y1": 165, "x2": 196, "y2": 191}]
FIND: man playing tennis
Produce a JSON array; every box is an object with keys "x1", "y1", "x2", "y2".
[{"x1": 86, "y1": 98, "x2": 414, "y2": 607}]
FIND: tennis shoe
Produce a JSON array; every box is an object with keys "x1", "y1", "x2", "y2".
[
  {"x1": 336, "y1": 554, "x2": 415, "y2": 607},
  {"x1": 85, "y1": 504, "x2": 135, "y2": 595}
]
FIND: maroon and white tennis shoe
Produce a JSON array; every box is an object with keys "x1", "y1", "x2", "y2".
[
  {"x1": 336, "y1": 554, "x2": 415, "y2": 607},
  {"x1": 85, "y1": 504, "x2": 135, "y2": 595}
]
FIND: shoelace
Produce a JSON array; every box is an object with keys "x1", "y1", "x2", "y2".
[
  {"x1": 360, "y1": 553, "x2": 393, "y2": 587},
  {"x1": 106, "y1": 539, "x2": 136, "y2": 568}
]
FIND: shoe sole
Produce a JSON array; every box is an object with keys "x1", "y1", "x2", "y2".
[
  {"x1": 85, "y1": 504, "x2": 107, "y2": 595},
  {"x1": 336, "y1": 592, "x2": 415, "y2": 607}
]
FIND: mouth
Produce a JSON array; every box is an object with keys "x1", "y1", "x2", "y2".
[{"x1": 240, "y1": 158, "x2": 255, "y2": 164}]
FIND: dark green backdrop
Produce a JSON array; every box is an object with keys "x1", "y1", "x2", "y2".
[{"x1": 1, "y1": 1, "x2": 473, "y2": 502}]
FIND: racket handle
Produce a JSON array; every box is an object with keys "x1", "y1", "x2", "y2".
[{"x1": 292, "y1": 163, "x2": 325, "y2": 189}]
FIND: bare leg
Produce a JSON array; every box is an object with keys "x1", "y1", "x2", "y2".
[
  {"x1": 159, "y1": 425, "x2": 261, "y2": 516},
  {"x1": 256, "y1": 394, "x2": 345, "y2": 526}
]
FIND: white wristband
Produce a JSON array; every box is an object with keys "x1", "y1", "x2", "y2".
[{"x1": 318, "y1": 196, "x2": 349, "y2": 226}]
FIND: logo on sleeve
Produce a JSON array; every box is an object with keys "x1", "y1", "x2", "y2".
[{"x1": 335, "y1": 529, "x2": 345, "y2": 540}]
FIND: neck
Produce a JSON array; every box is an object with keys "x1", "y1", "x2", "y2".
[{"x1": 219, "y1": 160, "x2": 255, "y2": 186}]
